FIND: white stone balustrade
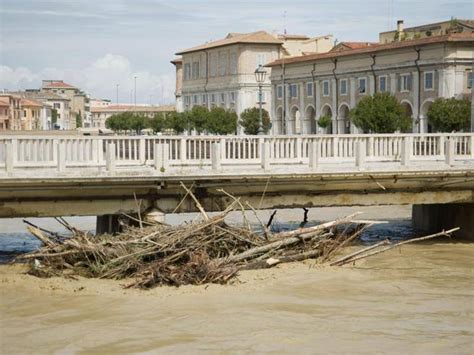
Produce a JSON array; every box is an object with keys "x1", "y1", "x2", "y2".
[{"x1": 0, "y1": 133, "x2": 473, "y2": 176}]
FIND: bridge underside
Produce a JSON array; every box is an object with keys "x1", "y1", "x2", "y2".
[{"x1": 0, "y1": 170, "x2": 472, "y2": 218}]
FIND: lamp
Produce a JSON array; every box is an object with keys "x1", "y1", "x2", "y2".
[{"x1": 254, "y1": 65, "x2": 267, "y2": 135}]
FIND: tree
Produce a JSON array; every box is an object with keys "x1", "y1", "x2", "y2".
[
  {"x1": 207, "y1": 107, "x2": 237, "y2": 134},
  {"x1": 317, "y1": 114, "x2": 332, "y2": 129},
  {"x1": 165, "y1": 112, "x2": 188, "y2": 134},
  {"x1": 427, "y1": 97, "x2": 470, "y2": 132},
  {"x1": 51, "y1": 108, "x2": 58, "y2": 129},
  {"x1": 106, "y1": 112, "x2": 133, "y2": 132},
  {"x1": 239, "y1": 107, "x2": 271, "y2": 135},
  {"x1": 130, "y1": 114, "x2": 147, "y2": 134},
  {"x1": 189, "y1": 106, "x2": 209, "y2": 133},
  {"x1": 349, "y1": 92, "x2": 411, "y2": 133},
  {"x1": 75, "y1": 110, "x2": 82, "y2": 128},
  {"x1": 148, "y1": 113, "x2": 166, "y2": 134}
]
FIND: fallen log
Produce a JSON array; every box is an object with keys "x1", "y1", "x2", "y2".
[{"x1": 336, "y1": 227, "x2": 459, "y2": 266}]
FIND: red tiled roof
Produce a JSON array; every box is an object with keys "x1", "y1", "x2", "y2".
[
  {"x1": 91, "y1": 105, "x2": 175, "y2": 113},
  {"x1": 331, "y1": 42, "x2": 379, "y2": 52},
  {"x1": 267, "y1": 33, "x2": 474, "y2": 67},
  {"x1": 21, "y1": 98, "x2": 43, "y2": 107},
  {"x1": 43, "y1": 81, "x2": 76, "y2": 89},
  {"x1": 176, "y1": 31, "x2": 282, "y2": 55}
]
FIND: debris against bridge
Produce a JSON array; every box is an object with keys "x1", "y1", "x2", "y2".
[{"x1": 17, "y1": 188, "x2": 459, "y2": 289}]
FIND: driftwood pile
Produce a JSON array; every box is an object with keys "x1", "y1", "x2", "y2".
[{"x1": 17, "y1": 187, "x2": 459, "y2": 289}]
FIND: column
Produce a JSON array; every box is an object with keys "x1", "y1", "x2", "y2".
[
  {"x1": 299, "y1": 82, "x2": 305, "y2": 134},
  {"x1": 368, "y1": 75, "x2": 375, "y2": 95},
  {"x1": 349, "y1": 78, "x2": 356, "y2": 108},
  {"x1": 390, "y1": 73, "x2": 397, "y2": 94},
  {"x1": 412, "y1": 71, "x2": 420, "y2": 133},
  {"x1": 331, "y1": 79, "x2": 337, "y2": 134},
  {"x1": 315, "y1": 80, "x2": 321, "y2": 133}
]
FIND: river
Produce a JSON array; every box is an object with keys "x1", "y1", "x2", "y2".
[{"x1": 1, "y1": 205, "x2": 473, "y2": 353}]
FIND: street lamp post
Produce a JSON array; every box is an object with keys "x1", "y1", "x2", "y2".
[
  {"x1": 134, "y1": 76, "x2": 137, "y2": 106},
  {"x1": 254, "y1": 65, "x2": 267, "y2": 135}
]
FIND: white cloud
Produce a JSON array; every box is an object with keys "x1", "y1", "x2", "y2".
[{"x1": 0, "y1": 54, "x2": 175, "y2": 105}]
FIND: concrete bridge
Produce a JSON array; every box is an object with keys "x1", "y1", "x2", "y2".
[{"x1": 0, "y1": 133, "x2": 473, "y2": 236}]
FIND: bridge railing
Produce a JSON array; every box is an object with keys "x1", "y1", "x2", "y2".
[{"x1": 0, "y1": 133, "x2": 473, "y2": 173}]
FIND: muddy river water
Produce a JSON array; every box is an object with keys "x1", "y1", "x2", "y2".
[{"x1": 0, "y1": 206, "x2": 473, "y2": 354}]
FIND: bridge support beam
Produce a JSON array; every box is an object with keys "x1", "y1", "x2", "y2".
[
  {"x1": 96, "y1": 214, "x2": 121, "y2": 235},
  {"x1": 412, "y1": 203, "x2": 474, "y2": 240}
]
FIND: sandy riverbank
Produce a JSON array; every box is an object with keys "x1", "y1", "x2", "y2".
[{"x1": 1, "y1": 241, "x2": 473, "y2": 354}]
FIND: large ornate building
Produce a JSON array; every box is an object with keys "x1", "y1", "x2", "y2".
[
  {"x1": 172, "y1": 30, "x2": 334, "y2": 133},
  {"x1": 267, "y1": 25, "x2": 473, "y2": 135}
]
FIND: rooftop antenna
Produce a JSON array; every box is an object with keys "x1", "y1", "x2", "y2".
[{"x1": 283, "y1": 10, "x2": 287, "y2": 35}]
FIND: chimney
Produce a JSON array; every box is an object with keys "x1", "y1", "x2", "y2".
[{"x1": 397, "y1": 20, "x2": 404, "y2": 40}]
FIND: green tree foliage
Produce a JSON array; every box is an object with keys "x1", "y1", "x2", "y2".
[
  {"x1": 317, "y1": 114, "x2": 332, "y2": 129},
  {"x1": 207, "y1": 107, "x2": 237, "y2": 134},
  {"x1": 349, "y1": 92, "x2": 411, "y2": 133},
  {"x1": 148, "y1": 113, "x2": 166, "y2": 133},
  {"x1": 75, "y1": 111, "x2": 82, "y2": 128},
  {"x1": 189, "y1": 106, "x2": 209, "y2": 133},
  {"x1": 51, "y1": 108, "x2": 58, "y2": 128},
  {"x1": 106, "y1": 112, "x2": 133, "y2": 132},
  {"x1": 165, "y1": 112, "x2": 188, "y2": 134},
  {"x1": 427, "y1": 98, "x2": 471, "y2": 132},
  {"x1": 130, "y1": 114, "x2": 147, "y2": 134},
  {"x1": 239, "y1": 107, "x2": 271, "y2": 135}
]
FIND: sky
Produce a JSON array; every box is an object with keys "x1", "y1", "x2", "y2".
[{"x1": 0, "y1": 0, "x2": 472, "y2": 104}]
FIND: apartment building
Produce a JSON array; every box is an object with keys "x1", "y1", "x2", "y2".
[
  {"x1": 41, "y1": 80, "x2": 90, "y2": 129},
  {"x1": 174, "y1": 31, "x2": 333, "y2": 133},
  {"x1": 91, "y1": 104, "x2": 175, "y2": 129},
  {"x1": 0, "y1": 94, "x2": 22, "y2": 130},
  {"x1": 20, "y1": 98, "x2": 43, "y2": 130},
  {"x1": 267, "y1": 31, "x2": 473, "y2": 135},
  {"x1": 17, "y1": 90, "x2": 70, "y2": 130}
]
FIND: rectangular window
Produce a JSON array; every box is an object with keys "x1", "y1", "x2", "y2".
[
  {"x1": 53, "y1": 103, "x2": 60, "y2": 109},
  {"x1": 289, "y1": 84, "x2": 298, "y2": 98},
  {"x1": 256, "y1": 91, "x2": 266, "y2": 103},
  {"x1": 379, "y1": 76, "x2": 387, "y2": 92},
  {"x1": 398, "y1": 73, "x2": 412, "y2": 92},
  {"x1": 219, "y1": 52, "x2": 227, "y2": 76},
  {"x1": 184, "y1": 96, "x2": 190, "y2": 105},
  {"x1": 211, "y1": 94, "x2": 216, "y2": 103},
  {"x1": 23, "y1": 110, "x2": 27, "y2": 117},
  {"x1": 256, "y1": 53, "x2": 266, "y2": 68},
  {"x1": 193, "y1": 95, "x2": 198, "y2": 104},
  {"x1": 468, "y1": 71, "x2": 474, "y2": 89},
  {"x1": 230, "y1": 92, "x2": 236, "y2": 103},
  {"x1": 202, "y1": 94, "x2": 207, "y2": 104},
  {"x1": 210, "y1": 53, "x2": 217, "y2": 77},
  {"x1": 340, "y1": 79, "x2": 348, "y2": 95},
  {"x1": 220, "y1": 93, "x2": 225, "y2": 103},
  {"x1": 424, "y1": 71, "x2": 434, "y2": 91},
  {"x1": 358, "y1": 78, "x2": 367, "y2": 94},
  {"x1": 277, "y1": 85, "x2": 283, "y2": 99},
  {"x1": 184, "y1": 63, "x2": 191, "y2": 80},
  {"x1": 230, "y1": 52, "x2": 238, "y2": 75},
  {"x1": 322, "y1": 80, "x2": 330, "y2": 96},
  {"x1": 307, "y1": 82, "x2": 313, "y2": 97},
  {"x1": 192, "y1": 62, "x2": 199, "y2": 80}
]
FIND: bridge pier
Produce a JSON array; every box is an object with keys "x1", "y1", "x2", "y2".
[
  {"x1": 96, "y1": 214, "x2": 121, "y2": 235},
  {"x1": 412, "y1": 204, "x2": 474, "y2": 240}
]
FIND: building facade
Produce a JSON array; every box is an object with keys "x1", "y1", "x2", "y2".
[
  {"x1": 267, "y1": 32, "x2": 473, "y2": 134},
  {"x1": 91, "y1": 104, "x2": 175, "y2": 129},
  {"x1": 174, "y1": 31, "x2": 333, "y2": 133},
  {"x1": 0, "y1": 95, "x2": 22, "y2": 130},
  {"x1": 41, "y1": 80, "x2": 90, "y2": 129}
]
